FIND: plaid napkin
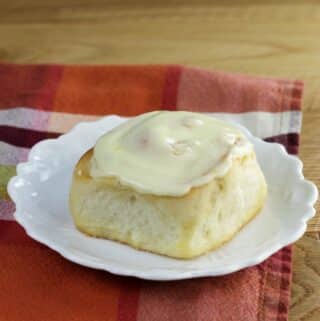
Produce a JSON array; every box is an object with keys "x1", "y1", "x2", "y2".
[{"x1": 0, "y1": 63, "x2": 303, "y2": 321}]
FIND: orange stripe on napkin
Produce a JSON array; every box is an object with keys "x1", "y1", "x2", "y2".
[
  {"x1": 53, "y1": 66, "x2": 168, "y2": 116},
  {"x1": 0, "y1": 222, "x2": 121, "y2": 321}
]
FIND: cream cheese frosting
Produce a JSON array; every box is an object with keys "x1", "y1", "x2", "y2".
[{"x1": 90, "y1": 111, "x2": 253, "y2": 196}]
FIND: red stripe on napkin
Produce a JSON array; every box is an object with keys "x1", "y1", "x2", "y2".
[
  {"x1": 0, "y1": 63, "x2": 63, "y2": 110},
  {"x1": 0, "y1": 125, "x2": 60, "y2": 148},
  {"x1": 162, "y1": 65, "x2": 183, "y2": 110},
  {"x1": 118, "y1": 278, "x2": 141, "y2": 321},
  {"x1": 265, "y1": 133, "x2": 299, "y2": 155}
]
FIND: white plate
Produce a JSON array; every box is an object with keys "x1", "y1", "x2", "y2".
[{"x1": 8, "y1": 115, "x2": 318, "y2": 281}]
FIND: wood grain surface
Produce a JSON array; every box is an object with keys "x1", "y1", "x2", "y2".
[
  {"x1": 0, "y1": 1, "x2": 319, "y2": 320},
  {"x1": 292, "y1": 233, "x2": 320, "y2": 321}
]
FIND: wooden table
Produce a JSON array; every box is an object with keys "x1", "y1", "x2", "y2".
[{"x1": 0, "y1": 1, "x2": 319, "y2": 320}]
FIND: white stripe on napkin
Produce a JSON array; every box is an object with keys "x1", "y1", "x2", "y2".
[
  {"x1": 0, "y1": 199, "x2": 15, "y2": 221},
  {"x1": 0, "y1": 108, "x2": 301, "y2": 139},
  {"x1": 0, "y1": 107, "x2": 99, "y2": 133},
  {"x1": 207, "y1": 111, "x2": 301, "y2": 138},
  {"x1": 0, "y1": 142, "x2": 29, "y2": 165}
]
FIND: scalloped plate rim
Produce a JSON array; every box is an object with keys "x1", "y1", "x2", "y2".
[{"x1": 7, "y1": 115, "x2": 318, "y2": 281}]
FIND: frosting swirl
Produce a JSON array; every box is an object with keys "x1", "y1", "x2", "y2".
[{"x1": 90, "y1": 111, "x2": 252, "y2": 196}]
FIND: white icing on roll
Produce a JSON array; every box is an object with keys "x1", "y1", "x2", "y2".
[{"x1": 90, "y1": 111, "x2": 253, "y2": 196}]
